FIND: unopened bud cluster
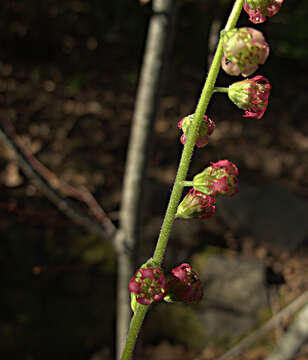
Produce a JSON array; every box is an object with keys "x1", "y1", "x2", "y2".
[
  {"x1": 176, "y1": 160, "x2": 239, "y2": 220},
  {"x1": 129, "y1": 0, "x2": 284, "y2": 316},
  {"x1": 129, "y1": 263, "x2": 203, "y2": 306},
  {"x1": 175, "y1": 1, "x2": 284, "y2": 220},
  {"x1": 221, "y1": 1, "x2": 283, "y2": 77}
]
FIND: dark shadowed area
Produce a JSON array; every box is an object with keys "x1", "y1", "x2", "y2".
[{"x1": 0, "y1": 0, "x2": 307, "y2": 359}]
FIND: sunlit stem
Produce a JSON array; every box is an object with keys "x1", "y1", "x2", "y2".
[{"x1": 120, "y1": 1, "x2": 245, "y2": 359}]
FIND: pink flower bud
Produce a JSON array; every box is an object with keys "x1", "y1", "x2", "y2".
[
  {"x1": 228, "y1": 75, "x2": 271, "y2": 119},
  {"x1": 167, "y1": 263, "x2": 204, "y2": 303},
  {"x1": 176, "y1": 188, "x2": 216, "y2": 219},
  {"x1": 129, "y1": 267, "x2": 167, "y2": 305},
  {"x1": 222, "y1": 27, "x2": 270, "y2": 77},
  {"x1": 193, "y1": 160, "x2": 239, "y2": 197},
  {"x1": 244, "y1": 0, "x2": 284, "y2": 24},
  {"x1": 178, "y1": 114, "x2": 216, "y2": 148}
]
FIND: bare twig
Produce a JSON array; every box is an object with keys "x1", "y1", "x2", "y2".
[
  {"x1": 216, "y1": 291, "x2": 308, "y2": 360},
  {"x1": 0, "y1": 117, "x2": 116, "y2": 240},
  {"x1": 269, "y1": 287, "x2": 284, "y2": 342},
  {"x1": 115, "y1": 0, "x2": 177, "y2": 357},
  {"x1": 266, "y1": 303, "x2": 308, "y2": 360}
]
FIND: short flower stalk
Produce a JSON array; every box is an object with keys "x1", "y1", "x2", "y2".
[{"x1": 214, "y1": 75, "x2": 271, "y2": 119}]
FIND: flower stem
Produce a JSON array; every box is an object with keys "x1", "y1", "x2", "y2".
[
  {"x1": 180, "y1": 180, "x2": 194, "y2": 187},
  {"x1": 152, "y1": 0, "x2": 245, "y2": 265},
  {"x1": 119, "y1": 304, "x2": 148, "y2": 360},
  {"x1": 120, "y1": 1, "x2": 244, "y2": 359},
  {"x1": 213, "y1": 87, "x2": 229, "y2": 93}
]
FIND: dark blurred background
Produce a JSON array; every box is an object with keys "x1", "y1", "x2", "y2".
[{"x1": 0, "y1": 0, "x2": 307, "y2": 359}]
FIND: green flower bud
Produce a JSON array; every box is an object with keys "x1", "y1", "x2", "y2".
[
  {"x1": 176, "y1": 189, "x2": 216, "y2": 219},
  {"x1": 178, "y1": 114, "x2": 216, "y2": 148},
  {"x1": 222, "y1": 27, "x2": 269, "y2": 77},
  {"x1": 228, "y1": 75, "x2": 271, "y2": 119},
  {"x1": 192, "y1": 160, "x2": 239, "y2": 197}
]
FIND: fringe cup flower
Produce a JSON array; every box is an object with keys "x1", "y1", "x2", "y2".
[
  {"x1": 129, "y1": 267, "x2": 167, "y2": 305},
  {"x1": 178, "y1": 114, "x2": 216, "y2": 148},
  {"x1": 176, "y1": 188, "x2": 216, "y2": 219},
  {"x1": 244, "y1": 0, "x2": 284, "y2": 24},
  {"x1": 228, "y1": 75, "x2": 271, "y2": 119},
  {"x1": 222, "y1": 27, "x2": 269, "y2": 77},
  {"x1": 167, "y1": 263, "x2": 204, "y2": 303},
  {"x1": 193, "y1": 160, "x2": 239, "y2": 197}
]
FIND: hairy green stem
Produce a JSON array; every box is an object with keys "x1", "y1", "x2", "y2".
[
  {"x1": 120, "y1": 304, "x2": 148, "y2": 360},
  {"x1": 152, "y1": 0, "x2": 245, "y2": 265},
  {"x1": 120, "y1": 1, "x2": 244, "y2": 359}
]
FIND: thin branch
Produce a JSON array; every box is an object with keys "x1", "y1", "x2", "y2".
[
  {"x1": 0, "y1": 117, "x2": 116, "y2": 240},
  {"x1": 115, "y1": 0, "x2": 177, "y2": 357},
  {"x1": 216, "y1": 291, "x2": 308, "y2": 360},
  {"x1": 266, "y1": 303, "x2": 308, "y2": 360}
]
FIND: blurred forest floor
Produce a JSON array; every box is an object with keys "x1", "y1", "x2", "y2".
[{"x1": 0, "y1": 1, "x2": 307, "y2": 359}]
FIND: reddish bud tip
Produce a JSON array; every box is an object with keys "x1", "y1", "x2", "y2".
[
  {"x1": 244, "y1": 0, "x2": 284, "y2": 24},
  {"x1": 167, "y1": 263, "x2": 204, "y2": 303}
]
